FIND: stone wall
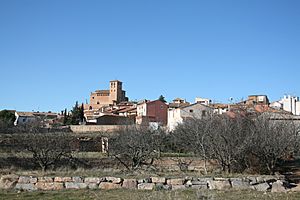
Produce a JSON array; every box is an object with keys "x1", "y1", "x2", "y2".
[
  {"x1": 1, "y1": 174, "x2": 299, "y2": 193},
  {"x1": 153, "y1": 158, "x2": 217, "y2": 172},
  {"x1": 69, "y1": 125, "x2": 126, "y2": 133}
]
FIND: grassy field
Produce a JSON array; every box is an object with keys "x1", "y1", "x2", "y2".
[{"x1": 1, "y1": 189, "x2": 300, "y2": 200}]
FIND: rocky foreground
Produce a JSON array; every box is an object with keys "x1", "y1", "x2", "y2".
[{"x1": 1, "y1": 174, "x2": 300, "y2": 193}]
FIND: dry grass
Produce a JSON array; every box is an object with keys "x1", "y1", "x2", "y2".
[
  {"x1": 0, "y1": 189, "x2": 300, "y2": 200},
  {"x1": 0, "y1": 166, "x2": 251, "y2": 180},
  {"x1": 0, "y1": 151, "x2": 107, "y2": 159}
]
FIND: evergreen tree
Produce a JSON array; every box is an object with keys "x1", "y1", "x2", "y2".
[
  {"x1": 63, "y1": 102, "x2": 85, "y2": 125},
  {"x1": 63, "y1": 108, "x2": 68, "y2": 125},
  {"x1": 0, "y1": 110, "x2": 16, "y2": 127},
  {"x1": 70, "y1": 101, "x2": 79, "y2": 125},
  {"x1": 80, "y1": 103, "x2": 85, "y2": 123},
  {"x1": 70, "y1": 101, "x2": 85, "y2": 125},
  {"x1": 158, "y1": 95, "x2": 167, "y2": 103}
]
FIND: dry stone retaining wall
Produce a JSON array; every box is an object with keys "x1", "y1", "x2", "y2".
[
  {"x1": 69, "y1": 125, "x2": 126, "y2": 133},
  {"x1": 0, "y1": 174, "x2": 296, "y2": 193}
]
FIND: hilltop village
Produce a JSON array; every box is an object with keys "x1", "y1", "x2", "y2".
[
  {"x1": 12, "y1": 80, "x2": 300, "y2": 131},
  {"x1": 2, "y1": 81, "x2": 300, "y2": 195}
]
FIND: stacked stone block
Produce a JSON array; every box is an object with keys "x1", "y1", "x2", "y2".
[{"x1": 0, "y1": 174, "x2": 292, "y2": 193}]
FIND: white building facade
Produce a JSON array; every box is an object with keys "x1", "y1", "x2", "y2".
[
  {"x1": 195, "y1": 97, "x2": 212, "y2": 106},
  {"x1": 281, "y1": 95, "x2": 300, "y2": 115},
  {"x1": 270, "y1": 95, "x2": 300, "y2": 115},
  {"x1": 167, "y1": 103, "x2": 213, "y2": 131},
  {"x1": 14, "y1": 112, "x2": 36, "y2": 126}
]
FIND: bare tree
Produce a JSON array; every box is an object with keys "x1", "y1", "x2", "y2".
[
  {"x1": 108, "y1": 126, "x2": 163, "y2": 170},
  {"x1": 22, "y1": 132, "x2": 73, "y2": 172},
  {"x1": 172, "y1": 112, "x2": 300, "y2": 175},
  {"x1": 207, "y1": 114, "x2": 256, "y2": 173},
  {"x1": 250, "y1": 114, "x2": 300, "y2": 174},
  {"x1": 172, "y1": 117, "x2": 212, "y2": 174},
  {"x1": 172, "y1": 114, "x2": 256, "y2": 174}
]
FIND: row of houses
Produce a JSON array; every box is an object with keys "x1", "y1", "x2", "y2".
[
  {"x1": 13, "y1": 80, "x2": 300, "y2": 131},
  {"x1": 82, "y1": 81, "x2": 300, "y2": 131},
  {"x1": 13, "y1": 111, "x2": 62, "y2": 127}
]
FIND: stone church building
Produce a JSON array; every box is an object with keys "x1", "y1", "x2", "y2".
[{"x1": 84, "y1": 80, "x2": 128, "y2": 112}]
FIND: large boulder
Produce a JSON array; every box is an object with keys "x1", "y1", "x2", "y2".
[
  {"x1": 15, "y1": 183, "x2": 37, "y2": 191},
  {"x1": 186, "y1": 179, "x2": 209, "y2": 190},
  {"x1": 54, "y1": 177, "x2": 72, "y2": 182},
  {"x1": 254, "y1": 183, "x2": 270, "y2": 192},
  {"x1": 18, "y1": 176, "x2": 37, "y2": 184},
  {"x1": 137, "y1": 179, "x2": 145, "y2": 184},
  {"x1": 290, "y1": 184, "x2": 300, "y2": 192},
  {"x1": 35, "y1": 182, "x2": 64, "y2": 190},
  {"x1": 72, "y1": 176, "x2": 84, "y2": 183},
  {"x1": 192, "y1": 180, "x2": 209, "y2": 185},
  {"x1": 87, "y1": 183, "x2": 99, "y2": 189},
  {"x1": 99, "y1": 182, "x2": 122, "y2": 190},
  {"x1": 167, "y1": 178, "x2": 185, "y2": 185},
  {"x1": 151, "y1": 177, "x2": 166, "y2": 184},
  {"x1": 38, "y1": 177, "x2": 53, "y2": 183},
  {"x1": 0, "y1": 174, "x2": 19, "y2": 189},
  {"x1": 208, "y1": 180, "x2": 231, "y2": 190},
  {"x1": 230, "y1": 178, "x2": 251, "y2": 190},
  {"x1": 247, "y1": 176, "x2": 258, "y2": 185},
  {"x1": 214, "y1": 177, "x2": 229, "y2": 181},
  {"x1": 105, "y1": 177, "x2": 122, "y2": 184},
  {"x1": 84, "y1": 177, "x2": 101, "y2": 184},
  {"x1": 138, "y1": 183, "x2": 155, "y2": 190},
  {"x1": 198, "y1": 178, "x2": 213, "y2": 182},
  {"x1": 65, "y1": 182, "x2": 88, "y2": 189},
  {"x1": 271, "y1": 180, "x2": 286, "y2": 193},
  {"x1": 256, "y1": 176, "x2": 276, "y2": 184},
  {"x1": 122, "y1": 179, "x2": 137, "y2": 189}
]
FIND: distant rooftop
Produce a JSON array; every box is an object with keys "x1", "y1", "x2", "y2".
[
  {"x1": 94, "y1": 90, "x2": 110, "y2": 94},
  {"x1": 110, "y1": 80, "x2": 122, "y2": 82}
]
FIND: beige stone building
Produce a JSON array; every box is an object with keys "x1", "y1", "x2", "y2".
[
  {"x1": 84, "y1": 80, "x2": 128, "y2": 113},
  {"x1": 167, "y1": 103, "x2": 214, "y2": 131}
]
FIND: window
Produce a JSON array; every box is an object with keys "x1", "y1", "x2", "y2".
[
  {"x1": 89, "y1": 106, "x2": 92, "y2": 110},
  {"x1": 202, "y1": 110, "x2": 207, "y2": 117},
  {"x1": 258, "y1": 96, "x2": 264, "y2": 102},
  {"x1": 92, "y1": 97, "x2": 95, "y2": 99},
  {"x1": 189, "y1": 109, "x2": 193, "y2": 113},
  {"x1": 97, "y1": 102, "x2": 99, "y2": 104}
]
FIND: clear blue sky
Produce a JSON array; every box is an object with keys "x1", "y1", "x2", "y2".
[{"x1": 0, "y1": 0, "x2": 299, "y2": 112}]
